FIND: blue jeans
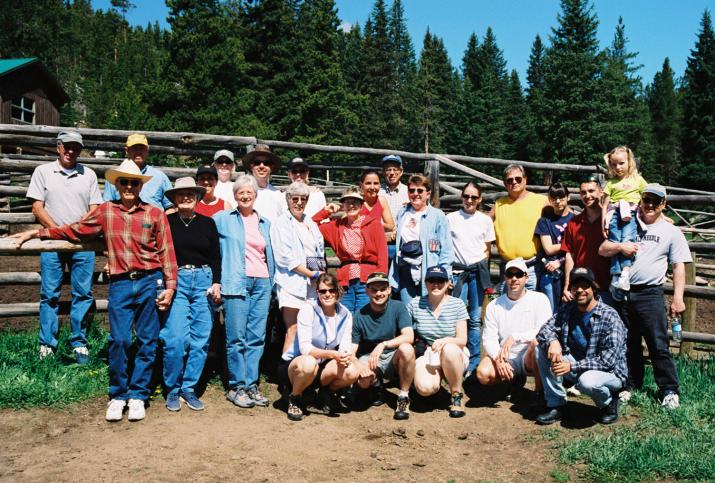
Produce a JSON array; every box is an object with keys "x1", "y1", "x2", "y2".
[
  {"x1": 608, "y1": 209, "x2": 637, "y2": 275},
  {"x1": 161, "y1": 267, "x2": 213, "y2": 396},
  {"x1": 224, "y1": 277, "x2": 271, "y2": 390},
  {"x1": 107, "y1": 271, "x2": 162, "y2": 401},
  {"x1": 536, "y1": 347, "x2": 622, "y2": 409},
  {"x1": 39, "y1": 251, "x2": 94, "y2": 349},
  {"x1": 342, "y1": 279, "x2": 369, "y2": 313},
  {"x1": 536, "y1": 264, "x2": 562, "y2": 312},
  {"x1": 387, "y1": 243, "x2": 397, "y2": 271},
  {"x1": 452, "y1": 271, "x2": 483, "y2": 371},
  {"x1": 398, "y1": 264, "x2": 420, "y2": 305}
]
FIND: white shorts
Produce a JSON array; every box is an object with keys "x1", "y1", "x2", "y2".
[{"x1": 277, "y1": 284, "x2": 316, "y2": 309}]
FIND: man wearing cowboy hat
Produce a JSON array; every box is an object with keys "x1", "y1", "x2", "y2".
[
  {"x1": 26, "y1": 130, "x2": 103, "y2": 363},
  {"x1": 103, "y1": 133, "x2": 173, "y2": 209},
  {"x1": 242, "y1": 144, "x2": 284, "y2": 223},
  {"x1": 12, "y1": 159, "x2": 178, "y2": 423}
]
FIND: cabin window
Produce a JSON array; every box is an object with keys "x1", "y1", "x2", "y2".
[{"x1": 11, "y1": 96, "x2": 35, "y2": 124}]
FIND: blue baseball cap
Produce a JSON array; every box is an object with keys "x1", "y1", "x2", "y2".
[
  {"x1": 425, "y1": 265, "x2": 449, "y2": 281},
  {"x1": 382, "y1": 154, "x2": 403, "y2": 167}
]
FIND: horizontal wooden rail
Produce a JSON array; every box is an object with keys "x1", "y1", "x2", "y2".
[
  {"x1": 0, "y1": 238, "x2": 105, "y2": 254},
  {"x1": 0, "y1": 299, "x2": 108, "y2": 317}
]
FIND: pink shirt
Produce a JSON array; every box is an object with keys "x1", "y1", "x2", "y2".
[{"x1": 242, "y1": 213, "x2": 269, "y2": 278}]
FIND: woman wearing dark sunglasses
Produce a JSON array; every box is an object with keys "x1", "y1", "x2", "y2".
[
  {"x1": 388, "y1": 174, "x2": 454, "y2": 305},
  {"x1": 277, "y1": 273, "x2": 359, "y2": 421}
]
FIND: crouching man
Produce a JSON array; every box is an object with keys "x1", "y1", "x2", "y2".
[{"x1": 535, "y1": 267, "x2": 628, "y2": 425}]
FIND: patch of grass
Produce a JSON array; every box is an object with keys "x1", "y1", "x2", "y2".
[
  {"x1": 550, "y1": 468, "x2": 570, "y2": 482},
  {"x1": 559, "y1": 355, "x2": 715, "y2": 481},
  {"x1": 0, "y1": 322, "x2": 108, "y2": 409}
]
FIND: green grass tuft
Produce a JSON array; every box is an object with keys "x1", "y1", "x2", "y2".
[
  {"x1": 0, "y1": 322, "x2": 109, "y2": 409},
  {"x1": 559, "y1": 355, "x2": 715, "y2": 481}
]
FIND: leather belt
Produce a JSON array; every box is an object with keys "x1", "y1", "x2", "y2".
[
  {"x1": 178, "y1": 264, "x2": 210, "y2": 270},
  {"x1": 109, "y1": 269, "x2": 157, "y2": 282}
]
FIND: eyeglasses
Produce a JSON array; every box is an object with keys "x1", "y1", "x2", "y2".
[
  {"x1": 290, "y1": 196, "x2": 308, "y2": 203},
  {"x1": 118, "y1": 178, "x2": 141, "y2": 188},
  {"x1": 462, "y1": 194, "x2": 480, "y2": 201},
  {"x1": 408, "y1": 187, "x2": 426, "y2": 194},
  {"x1": 505, "y1": 270, "x2": 526, "y2": 279},
  {"x1": 641, "y1": 195, "x2": 663, "y2": 206},
  {"x1": 505, "y1": 176, "x2": 523, "y2": 185},
  {"x1": 317, "y1": 288, "x2": 337, "y2": 295},
  {"x1": 425, "y1": 278, "x2": 447, "y2": 285},
  {"x1": 383, "y1": 167, "x2": 401, "y2": 174},
  {"x1": 251, "y1": 159, "x2": 271, "y2": 167}
]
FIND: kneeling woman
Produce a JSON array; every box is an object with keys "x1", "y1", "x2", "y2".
[
  {"x1": 278, "y1": 273, "x2": 360, "y2": 421},
  {"x1": 407, "y1": 265, "x2": 469, "y2": 418}
]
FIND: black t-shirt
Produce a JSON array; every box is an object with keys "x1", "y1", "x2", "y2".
[
  {"x1": 167, "y1": 212, "x2": 221, "y2": 284},
  {"x1": 352, "y1": 299, "x2": 412, "y2": 356}
]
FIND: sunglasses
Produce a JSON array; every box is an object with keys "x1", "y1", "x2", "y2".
[
  {"x1": 251, "y1": 159, "x2": 271, "y2": 167},
  {"x1": 290, "y1": 168, "x2": 308, "y2": 174},
  {"x1": 290, "y1": 196, "x2": 308, "y2": 203},
  {"x1": 505, "y1": 176, "x2": 523, "y2": 185},
  {"x1": 462, "y1": 194, "x2": 480, "y2": 201},
  {"x1": 426, "y1": 278, "x2": 447, "y2": 285},
  {"x1": 408, "y1": 187, "x2": 427, "y2": 194},
  {"x1": 505, "y1": 270, "x2": 526, "y2": 279},
  {"x1": 317, "y1": 288, "x2": 337, "y2": 295},
  {"x1": 118, "y1": 178, "x2": 141, "y2": 188},
  {"x1": 641, "y1": 195, "x2": 663, "y2": 206},
  {"x1": 214, "y1": 159, "x2": 233, "y2": 165}
]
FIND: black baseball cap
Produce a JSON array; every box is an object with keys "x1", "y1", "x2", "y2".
[
  {"x1": 425, "y1": 265, "x2": 449, "y2": 282},
  {"x1": 196, "y1": 165, "x2": 218, "y2": 179},
  {"x1": 287, "y1": 157, "x2": 310, "y2": 171},
  {"x1": 569, "y1": 267, "x2": 599, "y2": 289}
]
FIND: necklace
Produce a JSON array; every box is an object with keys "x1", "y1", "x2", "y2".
[{"x1": 179, "y1": 215, "x2": 196, "y2": 228}]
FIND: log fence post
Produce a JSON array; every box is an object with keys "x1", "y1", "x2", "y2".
[{"x1": 424, "y1": 158, "x2": 440, "y2": 208}]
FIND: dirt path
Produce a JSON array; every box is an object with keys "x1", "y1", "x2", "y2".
[{"x1": 0, "y1": 382, "x2": 589, "y2": 482}]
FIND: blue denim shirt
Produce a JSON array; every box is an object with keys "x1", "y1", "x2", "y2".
[
  {"x1": 389, "y1": 205, "x2": 454, "y2": 296},
  {"x1": 213, "y1": 209, "x2": 275, "y2": 296},
  {"x1": 103, "y1": 164, "x2": 172, "y2": 209}
]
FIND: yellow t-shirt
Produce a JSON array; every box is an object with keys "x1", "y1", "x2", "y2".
[
  {"x1": 604, "y1": 174, "x2": 647, "y2": 204},
  {"x1": 494, "y1": 192, "x2": 548, "y2": 261}
]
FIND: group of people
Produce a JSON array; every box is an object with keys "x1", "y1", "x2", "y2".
[{"x1": 12, "y1": 131, "x2": 691, "y2": 426}]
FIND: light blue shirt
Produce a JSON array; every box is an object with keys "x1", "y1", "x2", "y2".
[
  {"x1": 213, "y1": 209, "x2": 275, "y2": 296},
  {"x1": 103, "y1": 164, "x2": 172, "y2": 209}
]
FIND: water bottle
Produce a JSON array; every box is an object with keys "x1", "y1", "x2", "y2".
[
  {"x1": 542, "y1": 258, "x2": 563, "y2": 278},
  {"x1": 670, "y1": 316, "x2": 682, "y2": 343},
  {"x1": 156, "y1": 278, "x2": 165, "y2": 300}
]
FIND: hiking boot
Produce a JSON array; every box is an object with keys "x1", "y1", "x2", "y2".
[
  {"x1": 39, "y1": 345, "x2": 54, "y2": 360},
  {"x1": 394, "y1": 395, "x2": 410, "y2": 420},
  {"x1": 246, "y1": 386, "x2": 269, "y2": 407},
  {"x1": 506, "y1": 374, "x2": 527, "y2": 402},
  {"x1": 180, "y1": 391, "x2": 204, "y2": 411},
  {"x1": 370, "y1": 380, "x2": 385, "y2": 407},
  {"x1": 227, "y1": 388, "x2": 255, "y2": 408},
  {"x1": 316, "y1": 387, "x2": 337, "y2": 415},
  {"x1": 287, "y1": 394, "x2": 304, "y2": 421},
  {"x1": 598, "y1": 395, "x2": 619, "y2": 425},
  {"x1": 105, "y1": 399, "x2": 126, "y2": 422},
  {"x1": 127, "y1": 399, "x2": 146, "y2": 421},
  {"x1": 536, "y1": 406, "x2": 564, "y2": 425},
  {"x1": 165, "y1": 391, "x2": 181, "y2": 412},
  {"x1": 661, "y1": 392, "x2": 680, "y2": 410},
  {"x1": 449, "y1": 391, "x2": 466, "y2": 418},
  {"x1": 73, "y1": 346, "x2": 89, "y2": 365}
]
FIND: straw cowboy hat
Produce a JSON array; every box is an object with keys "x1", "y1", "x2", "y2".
[
  {"x1": 105, "y1": 159, "x2": 153, "y2": 185},
  {"x1": 164, "y1": 177, "x2": 206, "y2": 203},
  {"x1": 241, "y1": 144, "x2": 281, "y2": 172}
]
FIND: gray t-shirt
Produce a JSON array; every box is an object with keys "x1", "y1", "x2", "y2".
[
  {"x1": 26, "y1": 161, "x2": 103, "y2": 226},
  {"x1": 630, "y1": 217, "x2": 692, "y2": 285}
]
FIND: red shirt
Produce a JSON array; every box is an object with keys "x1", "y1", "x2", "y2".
[
  {"x1": 39, "y1": 200, "x2": 178, "y2": 290},
  {"x1": 560, "y1": 210, "x2": 610, "y2": 289},
  {"x1": 195, "y1": 198, "x2": 225, "y2": 217}
]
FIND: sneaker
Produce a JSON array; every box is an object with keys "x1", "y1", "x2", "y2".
[
  {"x1": 394, "y1": 395, "x2": 410, "y2": 420},
  {"x1": 227, "y1": 388, "x2": 255, "y2": 408},
  {"x1": 449, "y1": 392, "x2": 466, "y2": 418},
  {"x1": 73, "y1": 346, "x2": 89, "y2": 365},
  {"x1": 566, "y1": 386, "x2": 582, "y2": 397},
  {"x1": 598, "y1": 395, "x2": 619, "y2": 425},
  {"x1": 536, "y1": 406, "x2": 564, "y2": 425},
  {"x1": 127, "y1": 399, "x2": 146, "y2": 421},
  {"x1": 105, "y1": 399, "x2": 126, "y2": 422},
  {"x1": 661, "y1": 392, "x2": 680, "y2": 410},
  {"x1": 180, "y1": 391, "x2": 205, "y2": 411},
  {"x1": 619, "y1": 390, "x2": 632, "y2": 403},
  {"x1": 246, "y1": 386, "x2": 269, "y2": 407},
  {"x1": 165, "y1": 392, "x2": 181, "y2": 412},
  {"x1": 287, "y1": 394, "x2": 304, "y2": 421},
  {"x1": 39, "y1": 345, "x2": 54, "y2": 360}
]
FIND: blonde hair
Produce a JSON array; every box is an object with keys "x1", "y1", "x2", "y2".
[{"x1": 604, "y1": 146, "x2": 637, "y2": 179}]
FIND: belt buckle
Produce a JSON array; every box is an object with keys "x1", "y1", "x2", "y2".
[{"x1": 128, "y1": 271, "x2": 142, "y2": 280}]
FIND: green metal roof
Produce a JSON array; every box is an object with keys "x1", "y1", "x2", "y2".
[{"x1": 0, "y1": 58, "x2": 38, "y2": 76}]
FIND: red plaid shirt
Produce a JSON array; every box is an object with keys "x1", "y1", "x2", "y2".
[{"x1": 39, "y1": 200, "x2": 178, "y2": 290}]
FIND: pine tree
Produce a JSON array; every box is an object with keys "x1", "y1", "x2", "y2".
[
  {"x1": 505, "y1": 70, "x2": 529, "y2": 160},
  {"x1": 679, "y1": 10, "x2": 715, "y2": 189},
  {"x1": 388, "y1": 0, "x2": 418, "y2": 150},
  {"x1": 525, "y1": 34, "x2": 548, "y2": 162},
  {"x1": 526, "y1": 34, "x2": 545, "y2": 100},
  {"x1": 646, "y1": 58, "x2": 681, "y2": 184}
]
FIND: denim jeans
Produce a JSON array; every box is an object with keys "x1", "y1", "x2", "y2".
[
  {"x1": 536, "y1": 264, "x2": 562, "y2": 313},
  {"x1": 608, "y1": 209, "x2": 637, "y2": 275},
  {"x1": 342, "y1": 279, "x2": 369, "y2": 313},
  {"x1": 161, "y1": 267, "x2": 213, "y2": 396},
  {"x1": 39, "y1": 251, "x2": 94, "y2": 349},
  {"x1": 107, "y1": 271, "x2": 162, "y2": 401},
  {"x1": 397, "y1": 264, "x2": 420, "y2": 305},
  {"x1": 452, "y1": 271, "x2": 483, "y2": 371},
  {"x1": 536, "y1": 347, "x2": 622, "y2": 408},
  {"x1": 387, "y1": 243, "x2": 397, "y2": 271},
  {"x1": 617, "y1": 285, "x2": 679, "y2": 396},
  {"x1": 224, "y1": 277, "x2": 271, "y2": 390}
]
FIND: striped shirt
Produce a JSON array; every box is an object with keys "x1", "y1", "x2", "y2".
[
  {"x1": 379, "y1": 182, "x2": 409, "y2": 221},
  {"x1": 407, "y1": 295, "x2": 468, "y2": 345},
  {"x1": 39, "y1": 200, "x2": 178, "y2": 290}
]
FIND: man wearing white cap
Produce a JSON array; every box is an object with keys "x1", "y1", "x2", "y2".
[
  {"x1": 212, "y1": 149, "x2": 238, "y2": 209},
  {"x1": 25, "y1": 130, "x2": 103, "y2": 363},
  {"x1": 477, "y1": 258, "x2": 552, "y2": 393},
  {"x1": 103, "y1": 133, "x2": 172, "y2": 209},
  {"x1": 12, "y1": 159, "x2": 178, "y2": 422}
]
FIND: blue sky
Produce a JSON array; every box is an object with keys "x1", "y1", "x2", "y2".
[{"x1": 93, "y1": 0, "x2": 713, "y2": 85}]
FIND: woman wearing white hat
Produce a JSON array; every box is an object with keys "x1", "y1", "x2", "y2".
[{"x1": 161, "y1": 177, "x2": 222, "y2": 412}]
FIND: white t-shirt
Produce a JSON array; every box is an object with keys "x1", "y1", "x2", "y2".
[
  {"x1": 214, "y1": 180, "x2": 237, "y2": 209},
  {"x1": 281, "y1": 186, "x2": 327, "y2": 219},
  {"x1": 254, "y1": 183, "x2": 284, "y2": 223},
  {"x1": 630, "y1": 217, "x2": 693, "y2": 285},
  {"x1": 483, "y1": 290, "x2": 552, "y2": 360},
  {"x1": 447, "y1": 209, "x2": 496, "y2": 265},
  {"x1": 400, "y1": 211, "x2": 422, "y2": 243}
]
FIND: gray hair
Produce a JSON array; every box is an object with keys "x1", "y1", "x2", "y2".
[
  {"x1": 285, "y1": 181, "x2": 310, "y2": 197},
  {"x1": 233, "y1": 173, "x2": 258, "y2": 194},
  {"x1": 503, "y1": 163, "x2": 526, "y2": 179}
]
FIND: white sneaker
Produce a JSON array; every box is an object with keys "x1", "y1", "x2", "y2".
[
  {"x1": 105, "y1": 399, "x2": 126, "y2": 421},
  {"x1": 127, "y1": 399, "x2": 146, "y2": 421},
  {"x1": 566, "y1": 386, "x2": 581, "y2": 397},
  {"x1": 39, "y1": 345, "x2": 54, "y2": 360},
  {"x1": 619, "y1": 390, "x2": 632, "y2": 403},
  {"x1": 661, "y1": 393, "x2": 680, "y2": 410}
]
